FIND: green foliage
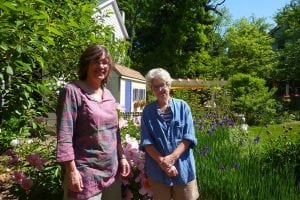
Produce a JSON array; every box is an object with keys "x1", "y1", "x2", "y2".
[
  {"x1": 194, "y1": 116, "x2": 299, "y2": 200},
  {"x1": 171, "y1": 88, "x2": 233, "y2": 120},
  {"x1": 0, "y1": 0, "x2": 130, "y2": 151},
  {"x1": 273, "y1": 0, "x2": 300, "y2": 81},
  {"x1": 262, "y1": 132, "x2": 299, "y2": 171},
  {"x1": 0, "y1": 117, "x2": 30, "y2": 153},
  {"x1": 0, "y1": 115, "x2": 47, "y2": 154},
  {"x1": 220, "y1": 18, "x2": 277, "y2": 80},
  {"x1": 118, "y1": 0, "x2": 216, "y2": 78},
  {"x1": 249, "y1": 123, "x2": 300, "y2": 180},
  {"x1": 171, "y1": 89, "x2": 205, "y2": 119},
  {"x1": 120, "y1": 119, "x2": 141, "y2": 140},
  {"x1": 225, "y1": 73, "x2": 282, "y2": 125},
  {"x1": 2, "y1": 138, "x2": 62, "y2": 199}
]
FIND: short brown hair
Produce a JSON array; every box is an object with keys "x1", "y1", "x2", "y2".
[{"x1": 78, "y1": 44, "x2": 114, "y2": 87}]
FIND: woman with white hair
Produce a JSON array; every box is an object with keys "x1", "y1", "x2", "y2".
[{"x1": 140, "y1": 68, "x2": 199, "y2": 200}]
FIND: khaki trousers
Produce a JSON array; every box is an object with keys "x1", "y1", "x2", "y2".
[{"x1": 148, "y1": 178, "x2": 200, "y2": 200}]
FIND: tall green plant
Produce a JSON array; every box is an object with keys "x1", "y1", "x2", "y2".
[
  {"x1": 225, "y1": 73, "x2": 282, "y2": 125},
  {"x1": 194, "y1": 116, "x2": 299, "y2": 200},
  {"x1": 0, "y1": 0, "x2": 130, "y2": 149}
]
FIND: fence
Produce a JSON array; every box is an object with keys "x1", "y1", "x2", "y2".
[{"x1": 121, "y1": 112, "x2": 142, "y2": 119}]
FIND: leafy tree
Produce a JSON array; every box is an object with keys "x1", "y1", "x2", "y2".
[
  {"x1": 221, "y1": 18, "x2": 277, "y2": 80},
  {"x1": 0, "y1": 0, "x2": 129, "y2": 147},
  {"x1": 118, "y1": 0, "x2": 225, "y2": 78},
  {"x1": 225, "y1": 73, "x2": 281, "y2": 124},
  {"x1": 272, "y1": 0, "x2": 300, "y2": 81},
  {"x1": 225, "y1": 73, "x2": 281, "y2": 125},
  {"x1": 203, "y1": 6, "x2": 232, "y2": 79}
]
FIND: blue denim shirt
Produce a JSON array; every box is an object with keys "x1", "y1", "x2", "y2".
[{"x1": 140, "y1": 98, "x2": 197, "y2": 185}]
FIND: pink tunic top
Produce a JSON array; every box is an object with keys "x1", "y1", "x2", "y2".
[{"x1": 56, "y1": 82, "x2": 120, "y2": 199}]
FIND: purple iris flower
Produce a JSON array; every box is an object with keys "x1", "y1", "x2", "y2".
[{"x1": 254, "y1": 136, "x2": 260, "y2": 144}]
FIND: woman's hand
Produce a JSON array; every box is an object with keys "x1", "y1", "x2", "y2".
[
  {"x1": 67, "y1": 169, "x2": 84, "y2": 192},
  {"x1": 119, "y1": 158, "x2": 131, "y2": 177},
  {"x1": 158, "y1": 157, "x2": 178, "y2": 177},
  {"x1": 160, "y1": 164, "x2": 178, "y2": 177},
  {"x1": 160, "y1": 154, "x2": 176, "y2": 168},
  {"x1": 166, "y1": 165, "x2": 178, "y2": 177}
]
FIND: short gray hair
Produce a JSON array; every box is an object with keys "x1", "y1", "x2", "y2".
[{"x1": 145, "y1": 68, "x2": 172, "y2": 88}]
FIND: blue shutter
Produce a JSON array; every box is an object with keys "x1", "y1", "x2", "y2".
[{"x1": 125, "y1": 80, "x2": 132, "y2": 112}]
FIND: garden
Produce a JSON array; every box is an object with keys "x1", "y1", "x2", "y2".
[
  {"x1": 0, "y1": 88, "x2": 299, "y2": 200},
  {"x1": 1, "y1": 0, "x2": 300, "y2": 199}
]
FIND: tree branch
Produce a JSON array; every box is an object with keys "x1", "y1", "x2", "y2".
[{"x1": 204, "y1": 0, "x2": 226, "y2": 16}]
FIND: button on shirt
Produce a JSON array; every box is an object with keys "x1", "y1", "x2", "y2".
[
  {"x1": 140, "y1": 98, "x2": 197, "y2": 186},
  {"x1": 56, "y1": 82, "x2": 120, "y2": 199}
]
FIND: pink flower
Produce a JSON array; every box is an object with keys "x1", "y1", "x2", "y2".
[
  {"x1": 125, "y1": 134, "x2": 139, "y2": 149},
  {"x1": 11, "y1": 171, "x2": 34, "y2": 190},
  {"x1": 116, "y1": 103, "x2": 125, "y2": 112},
  {"x1": 20, "y1": 178, "x2": 33, "y2": 190},
  {"x1": 136, "y1": 159, "x2": 145, "y2": 171},
  {"x1": 5, "y1": 149, "x2": 16, "y2": 156},
  {"x1": 138, "y1": 176, "x2": 153, "y2": 197},
  {"x1": 8, "y1": 155, "x2": 21, "y2": 166},
  {"x1": 119, "y1": 118, "x2": 128, "y2": 129},
  {"x1": 26, "y1": 153, "x2": 47, "y2": 170},
  {"x1": 11, "y1": 171, "x2": 26, "y2": 184}
]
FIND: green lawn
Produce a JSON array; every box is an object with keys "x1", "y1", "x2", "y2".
[{"x1": 248, "y1": 121, "x2": 300, "y2": 143}]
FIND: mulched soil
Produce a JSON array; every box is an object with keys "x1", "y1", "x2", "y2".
[{"x1": 0, "y1": 172, "x2": 18, "y2": 200}]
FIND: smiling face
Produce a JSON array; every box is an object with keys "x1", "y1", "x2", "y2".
[
  {"x1": 86, "y1": 54, "x2": 110, "y2": 84},
  {"x1": 151, "y1": 78, "x2": 171, "y2": 103},
  {"x1": 78, "y1": 45, "x2": 113, "y2": 87}
]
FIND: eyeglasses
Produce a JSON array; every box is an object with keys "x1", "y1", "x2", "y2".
[
  {"x1": 92, "y1": 59, "x2": 109, "y2": 66},
  {"x1": 152, "y1": 82, "x2": 170, "y2": 91}
]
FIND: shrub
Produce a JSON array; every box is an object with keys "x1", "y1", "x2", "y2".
[
  {"x1": 2, "y1": 137, "x2": 62, "y2": 200},
  {"x1": 121, "y1": 134, "x2": 153, "y2": 200},
  {"x1": 225, "y1": 73, "x2": 282, "y2": 125},
  {"x1": 0, "y1": 0, "x2": 130, "y2": 150}
]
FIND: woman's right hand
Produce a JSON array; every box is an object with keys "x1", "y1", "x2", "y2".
[
  {"x1": 67, "y1": 169, "x2": 84, "y2": 192},
  {"x1": 166, "y1": 165, "x2": 178, "y2": 177},
  {"x1": 64, "y1": 160, "x2": 83, "y2": 192}
]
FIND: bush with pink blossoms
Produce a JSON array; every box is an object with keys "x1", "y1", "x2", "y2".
[
  {"x1": 121, "y1": 134, "x2": 153, "y2": 200},
  {"x1": 2, "y1": 137, "x2": 63, "y2": 200},
  {"x1": 116, "y1": 103, "x2": 153, "y2": 199}
]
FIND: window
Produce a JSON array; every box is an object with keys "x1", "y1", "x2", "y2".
[{"x1": 133, "y1": 88, "x2": 145, "y2": 101}]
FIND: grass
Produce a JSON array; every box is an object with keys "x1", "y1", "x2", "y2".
[
  {"x1": 248, "y1": 121, "x2": 300, "y2": 142},
  {"x1": 194, "y1": 120, "x2": 300, "y2": 200}
]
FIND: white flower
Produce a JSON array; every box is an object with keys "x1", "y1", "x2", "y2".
[
  {"x1": 26, "y1": 139, "x2": 33, "y2": 144},
  {"x1": 116, "y1": 103, "x2": 125, "y2": 112},
  {"x1": 10, "y1": 138, "x2": 20, "y2": 146},
  {"x1": 125, "y1": 134, "x2": 139, "y2": 149}
]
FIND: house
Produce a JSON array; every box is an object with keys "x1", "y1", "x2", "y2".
[
  {"x1": 107, "y1": 64, "x2": 146, "y2": 112},
  {"x1": 95, "y1": 0, "x2": 147, "y2": 112},
  {"x1": 95, "y1": 0, "x2": 129, "y2": 40}
]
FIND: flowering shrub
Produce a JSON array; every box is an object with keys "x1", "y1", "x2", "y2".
[
  {"x1": 2, "y1": 137, "x2": 62, "y2": 200},
  {"x1": 121, "y1": 134, "x2": 153, "y2": 199},
  {"x1": 118, "y1": 113, "x2": 153, "y2": 200}
]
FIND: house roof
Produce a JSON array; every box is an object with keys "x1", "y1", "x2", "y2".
[
  {"x1": 98, "y1": 0, "x2": 129, "y2": 39},
  {"x1": 113, "y1": 64, "x2": 146, "y2": 81},
  {"x1": 171, "y1": 78, "x2": 227, "y2": 89}
]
